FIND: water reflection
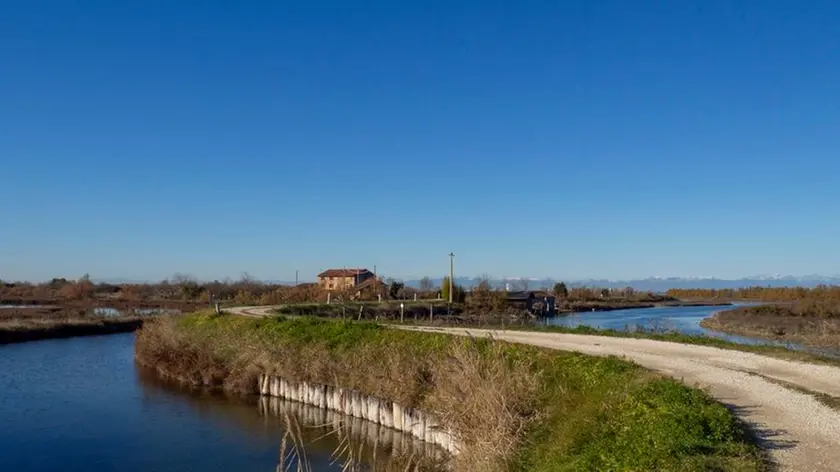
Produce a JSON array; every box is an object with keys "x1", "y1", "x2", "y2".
[
  {"x1": 95, "y1": 307, "x2": 181, "y2": 317},
  {"x1": 137, "y1": 369, "x2": 446, "y2": 471},
  {"x1": 0, "y1": 333, "x2": 436, "y2": 472},
  {"x1": 259, "y1": 396, "x2": 448, "y2": 470}
]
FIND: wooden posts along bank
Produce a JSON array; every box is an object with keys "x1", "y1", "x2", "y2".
[{"x1": 258, "y1": 374, "x2": 459, "y2": 454}]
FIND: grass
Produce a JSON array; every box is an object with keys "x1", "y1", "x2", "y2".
[
  {"x1": 265, "y1": 300, "x2": 840, "y2": 366},
  {"x1": 136, "y1": 311, "x2": 765, "y2": 471}
]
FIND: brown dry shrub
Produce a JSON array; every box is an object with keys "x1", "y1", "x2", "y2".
[{"x1": 135, "y1": 316, "x2": 542, "y2": 471}]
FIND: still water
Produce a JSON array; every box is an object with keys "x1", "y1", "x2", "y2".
[
  {"x1": 544, "y1": 304, "x2": 840, "y2": 358},
  {"x1": 544, "y1": 305, "x2": 767, "y2": 342},
  {"x1": 0, "y1": 334, "x2": 424, "y2": 472}
]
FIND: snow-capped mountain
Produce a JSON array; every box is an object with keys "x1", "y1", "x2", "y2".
[{"x1": 402, "y1": 275, "x2": 840, "y2": 291}]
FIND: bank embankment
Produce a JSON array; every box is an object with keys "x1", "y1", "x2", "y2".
[
  {"x1": 135, "y1": 312, "x2": 763, "y2": 472},
  {"x1": 702, "y1": 304, "x2": 840, "y2": 348},
  {"x1": 0, "y1": 316, "x2": 143, "y2": 344}
]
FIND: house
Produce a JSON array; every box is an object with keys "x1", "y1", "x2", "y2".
[
  {"x1": 317, "y1": 268, "x2": 375, "y2": 291},
  {"x1": 506, "y1": 291, "x2": 556, "y2": 315}
]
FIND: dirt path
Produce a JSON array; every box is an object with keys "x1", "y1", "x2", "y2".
[
  {"x1": 229, "y1": 307, "x2": 840, "y2": 470},
  {"x1": 399, "y1": 327, "x2": 840, "y2": 471},
  {"x1": 227, "y1": 305, "x2": 277, "y2": 317}
]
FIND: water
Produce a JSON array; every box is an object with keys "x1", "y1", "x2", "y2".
[
  {"x1": 0, "y1": 334, "x2": 420, "y2": 472},
  {"x1": 544, "y1": 304, "x2": 840, "y2": 358},
  {"x1": 0, "y1": 305, "x2": 179, "y2": 316},
  {"x1": 545, "y1": 305, "x2": 768, "y2": 342},
  {"x1": 92, "y1": 307, "x2": 181, "y2": 317}
]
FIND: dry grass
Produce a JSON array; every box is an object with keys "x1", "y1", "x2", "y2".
[
  {"x1": 135, "y1": 312, "x2": 765, "y2": 472},
  {"x1": 702, "y1": 305, "x2": 840, "y2": 348},
  {"x1": 0, "y1": 309, "x2": 143, "y2": 344},
  {"x1": 136, "y1": 314, "x2": 538, "y2": 470}
]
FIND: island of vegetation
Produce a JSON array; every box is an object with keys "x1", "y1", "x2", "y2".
[{"x1": 670, "y1": 287, "x2": 840, "y2": 348}]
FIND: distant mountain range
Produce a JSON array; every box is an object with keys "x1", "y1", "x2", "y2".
[
  {"x1": 84, "y1": 274, "x2": 840, "y2": 292},
  {"x1": 401, "y1": 275, "x2": 840, "y2": 292}
]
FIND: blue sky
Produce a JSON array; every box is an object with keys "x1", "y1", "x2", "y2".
[{"x1": 2, "y1": 1, "x2": 839, "y2": 282}]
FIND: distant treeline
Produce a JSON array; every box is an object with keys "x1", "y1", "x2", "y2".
[
  {"x1": 3, "y1": 274, "x2": 706, "y2": 308},
  {"x1": 667, "y1": 285, "x2": 840, "y2": 302},
  {"x1": 0, "y1": 275, "x2": 310, "y2": 305},
  {"x1": 0, "y1": 274, "x2": 438, "y2": 306}
]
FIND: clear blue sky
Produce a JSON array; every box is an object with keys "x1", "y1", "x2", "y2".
[{"x1": 2, "y1": 1, "x2": 839, "y2": 283}]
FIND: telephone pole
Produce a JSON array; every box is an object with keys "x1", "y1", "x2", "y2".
[{"x1": 448, "y1": 252, "x2": 455, "y2": 304}]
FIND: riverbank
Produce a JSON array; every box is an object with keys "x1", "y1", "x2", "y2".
[
  {"x1": 701, "y1": 304, "x2": 840, "y2": 348},
  {"x1": 0, "y1": 297, "x2": 205, "y2": 311},
  {"x1": 135, "y1": 312, "x2": 763, "y2": 471},
  {"x1": 0, "y1": 301, "x2": 194, "y2": 344},
  {"x1": 0, "y1": 314, "x2": 143, "y2": 344}
]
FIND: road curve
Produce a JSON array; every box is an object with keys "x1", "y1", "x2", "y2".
[
  {"x1": 227, "y1": 306, "x2": 840, "y2": 471},
  {"x1": 399, "y1": 326, "x2": 840, "y2": 471},
  {"x1": 228, "y1": 305, "x2": 278, "y2": 317}
]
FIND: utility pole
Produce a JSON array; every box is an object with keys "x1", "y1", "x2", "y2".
[{"x1": 448, "y1": 252, "x2": 455, "y2": 304}]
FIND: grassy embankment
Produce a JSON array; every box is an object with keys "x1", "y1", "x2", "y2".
[
  {"x1": 702, "y1": 303, "x2": 840, "y2": 348},
  {"x1": 0, "y1": 307, "x2": 142, "y2": 344},
  {"x1": 272, "y1": 302, "x2": 840, "y2": 366},
  {"x1": 136, "y1": 311, "x2": 764, "y2": 472},
  {"x1": 272, "y1": 298, "x2": 731, "y2": 322}
]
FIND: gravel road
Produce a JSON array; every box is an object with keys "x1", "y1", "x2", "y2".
[
  {"x1": 229, "y1": 305, "x2": 277, "y2": 317},
  {"x1": 398, "y1": 326, "x2": 840, "y2": 471},
  {"x1": 228, "y1": 306, "x2": 840, "y2": 470}
]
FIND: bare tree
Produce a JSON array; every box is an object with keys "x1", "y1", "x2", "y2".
[
  {"x1": 419, "y1": 277, "x2": 434, "y2": 291},
  {"x1": 240, "y1": 272, "x2": 260, "y2": 286}
]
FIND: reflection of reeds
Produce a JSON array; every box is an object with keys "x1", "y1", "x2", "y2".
[
  {"x1": 264, "y1": 396, "x2": 447, "y2": 472},
  {"x1": 277, "y1": 410, "x2": 312, "y2": 472},
  {"x1": 138, "y1": 317, "x2": 539, "y2": 470}
]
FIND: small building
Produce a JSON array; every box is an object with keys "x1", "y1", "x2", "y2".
[
  {"x1": 350, "y1": 276, "x2": 384, "y2": 300},
  {"x1": 317, "y1": 268, "x2": 375, "y2": 291},
  {"x1": 506, "y1": 291, "x2": 556, "y2": 315}
]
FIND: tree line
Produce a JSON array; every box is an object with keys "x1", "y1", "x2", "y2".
[
  {"x1": 0, "y1": 273, "x2": 443, "y2": 306},
  {"x1": 667, "y1": 285, "x2": 840, "y2": 302},
  {"x1": 0, "y1": 274, "x2": 312, "y2": 305}
]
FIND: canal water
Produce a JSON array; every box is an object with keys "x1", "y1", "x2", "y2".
[
  {"x1": 544, "y1": 305, "x2": 769, "y2": 342},
  {"x1": 0, "y1": 333, "x2": 425, "y2": 472},
  {"x1": 543, "y1": 304, "x2": 840, "y2": 358}
]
